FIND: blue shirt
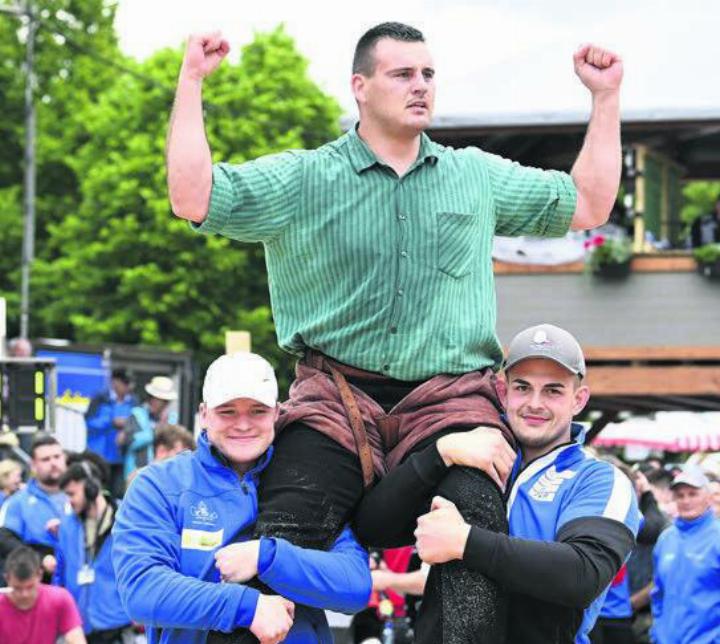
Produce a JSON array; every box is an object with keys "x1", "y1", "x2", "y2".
[
  {"x1": 651, "y1": 509, "x2": 720, "y2": 644},
  {"x1": 85, "y1": 390, "x2": 137, "y2": 464},
  {"x1": 0, "y1": 479, "x2": 68, "y2": 548},
  {"x1": 507, "y1": 425, "x2": 641, "y2": 644}
]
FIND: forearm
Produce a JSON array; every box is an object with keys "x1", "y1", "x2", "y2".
[
  {"x1": 259, "y1": 530, "x2": 372, "y2": 614},
  {"x1": 570, "y1": 91, "x2": 621, "y2": 230},
  {"x1": 462, "y1": 517, "x2": 633, "y2": 608},
  {"x1": 353, "y1": 444, "x2": 447, "y2": 548},
  {"x1": 631, "y1": 581, "x2": 652, "y2": 611},
  {"x1": 386, "y1": 568, "x2": 428, "y2": 596},
  {"x1": 166, "y1": 72, "x2": 212, "y2": 222},
  {"x1": 637, "y1": 492, "x2": 666, "y2": 543}
]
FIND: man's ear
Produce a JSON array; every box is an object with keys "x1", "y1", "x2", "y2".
[
  {"x1": 198, "y1": 402, "x2": 208, "y2": 428},
  {"x1": 573, "y1": 384, "x2": 591, "y2": 417},
  {"x1": 351, "y1": 73, "x2": 367, "y2": 104},
  {"x1": 495, "y1": 375, "x2": 508, "y2": 406}
]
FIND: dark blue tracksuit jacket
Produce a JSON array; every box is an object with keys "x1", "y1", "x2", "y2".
[{"x1": 112, "y1": 431, "x2": 371, "y2": 644}]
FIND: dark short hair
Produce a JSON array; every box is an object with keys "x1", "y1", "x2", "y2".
[
  {"x1": 352, "y1": 22, "x2": 425, "y2": 76},
  {"x1": 4, "y1": 546, "x2": 41, "y2": 580},
  {"x1": 111, "y1": 368, "x2": 131, "y2": 384},
  {"x1": 646, "y1": 468, "x2": 674, "y2": 488},
  {"x1": 66, "y1": 451, "x2": 110, "y2": 486},
  {"x1": 30, "y1": 433, "x2": 60, "y2": 459},
  {"x1": 154, "y1": 424, "x2": 195, "y2": 452},
  {"x1": 59, "y1": 460, "x2": 102, "y2": 490}
]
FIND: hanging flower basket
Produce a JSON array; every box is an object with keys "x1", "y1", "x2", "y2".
[{"x1": 584, "y1": 235, "x2": 633, "y2": 280}]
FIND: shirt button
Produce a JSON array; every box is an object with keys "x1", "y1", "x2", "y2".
[
  {"x1": 382, "y1": 364, "x2": 390, "y2": 371},
  {"x1": 397, "y1": 288, "x2": 404, "y2": 296},
  {"x1": 400, "y1": 251, "x2": 408, "y2": 258},
  {"x1": 398, "y1": 214, "x2": 407, "y2": 221},
  {"x1": 390, "y1": 326, "x2": 398, "y2": 334}
]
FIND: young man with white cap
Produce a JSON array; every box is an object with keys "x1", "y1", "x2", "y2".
[
  {"x1": 651, "y1": 467, "x2": 720, "y2": 644},
  {"x1": 112, "y1": 352, "x2": 371, "y2": 644},
  {"x1": 366, "y1": 324, "x2": 640, "y2": 643}
]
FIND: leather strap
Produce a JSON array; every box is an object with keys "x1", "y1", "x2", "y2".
[{"x1": 326, "y1": 362, "x2": 375, "y2": 488}]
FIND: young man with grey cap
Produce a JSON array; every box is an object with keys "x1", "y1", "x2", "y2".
[
  {"x1": 651, "y1": 467, "x2": 720, "y2": 644},
  {"x1": 366, "y1": 324, "x2": 640, "y2": 643},
  {"x1": 112, "y1": 352, "x2": 371, "y2": 644}
]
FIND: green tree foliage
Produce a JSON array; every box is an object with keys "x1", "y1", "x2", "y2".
[
  {"x1": 0, "y1": 0, "x2": 120, "y2": 333},
  {"x1": 30, "y1": 25, "x2": 341, "y2": 384},
  {"x1": 681, "y1": 180, "x2": 720, "y2": 224}
]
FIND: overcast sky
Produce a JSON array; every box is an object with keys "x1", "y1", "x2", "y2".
[{"x1": 115, "y1": 0, "x2": 720, "y2": 118}]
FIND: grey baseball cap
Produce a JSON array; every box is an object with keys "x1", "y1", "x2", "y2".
[
  {"x1": 671, "y1": 467, "x2": 710, "y2": 490},
  {"x1": 504, "y1": 324, "x2": 586, "y2": 378}
]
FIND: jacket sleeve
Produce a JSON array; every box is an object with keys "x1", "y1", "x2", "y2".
[
  {"x1": 637, "y1": 491, "x2": 667, "y2": 544},
  {"x1": 85, "y1": 397, "x2": 112, "y2": 435},
  {"x1": 462, "y1": 516, "x2": 636, "y2": 608},
  {"x1": 112, "y1": 470, "x2": 260, "y2": 632},
  {"x1": 53, "y1": 539, "x2": 66, "y2": 587},
  {"x1": 650, "y1": 539, "x2": 664, "y2": 621},
  {"x1": 258, "y1": 525, "x2": 371, "y2": 614}
]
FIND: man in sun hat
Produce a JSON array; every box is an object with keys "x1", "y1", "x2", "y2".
[
  {"x1": 650, "y1": 467, "x2": 720, "y2": 644},
  {"x1": 113, "y1": 351, "x2": 371, "y2": 644},
  {"x1": 365, "y1": 324, "x2": 640, "y2": 643},
  {"x1": 117, "y1": 375, "x2": 178, "y2": 483}
]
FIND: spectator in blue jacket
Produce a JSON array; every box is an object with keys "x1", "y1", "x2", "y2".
[
  {"x1": 118, "y1": 375, "x2": 177, "y2": 481},
  {"x1": 113, "y1": 352, "x2": 371, "y2": 644},
  {"x1": 84, "y1": 369, "x2": 137, "y2": 498},
  {"x1": 54, "y1": 460, "x2": 130, "y2": 643},
  {"x1": 651, "y1": 467, "x2": 720, "y2": 644},
  {"x1": 0, "y1": 434, "x2": 68, "y2": 577}
]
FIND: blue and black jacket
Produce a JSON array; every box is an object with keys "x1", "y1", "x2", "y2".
[{"x1": 112, "y1": 431, "x2": 371, "y2": 644}]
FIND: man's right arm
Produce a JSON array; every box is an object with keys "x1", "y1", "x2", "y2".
[
  {"x1": 112, "y1": 470, "x2": 261, "y2": 633},
  {"x1": 167, "y1": 32, "x2": 229, "y2": 223}
]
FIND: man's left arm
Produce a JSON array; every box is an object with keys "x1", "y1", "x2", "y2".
[
  {"x1": 569, "y1": 44, "x2": 623, "y2": 231},
  {"x1": 215, "y1": 525, "x2": 372, "y2": 614},
  {"x1": 416, "y1": 465, "x2": 640, "y2": 608}
]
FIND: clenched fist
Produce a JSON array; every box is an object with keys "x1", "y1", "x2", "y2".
[
  {"x1": 573, "y1": 44, "x2": 623, "y2": 95},
  {"x1": 250, "y1": 594, "x2": 295, "y2": 644},
  {"x1": 180, "y1": 31, "x2": 230, "y2": 82}
]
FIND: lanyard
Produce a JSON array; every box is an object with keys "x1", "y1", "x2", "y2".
[{"x1": 83, "y1": 503, "x2": 110, "y2": 565}]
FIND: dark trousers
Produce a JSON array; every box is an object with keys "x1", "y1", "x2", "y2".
[{"x1": 209, "y1": 380, "x2": 507, "y2": 644}]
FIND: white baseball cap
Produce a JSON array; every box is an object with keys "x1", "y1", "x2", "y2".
[{"x1": 203, "y1": 352, "x2": 278, "y2": 409}]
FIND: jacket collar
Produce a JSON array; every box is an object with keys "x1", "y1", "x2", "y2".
[{"x1": 675, "y1": 508, "x2": 716, "y2": 532}]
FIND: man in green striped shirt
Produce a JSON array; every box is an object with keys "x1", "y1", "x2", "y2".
[{"x1": 168, "y1": 22, "x2": 623, "y2": 643}]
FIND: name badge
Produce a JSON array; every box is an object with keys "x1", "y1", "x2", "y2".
[
  {"x1": 77, "y1": 564, "x2": 95, "y2": 586},
  {"x1": 181, "y1": 528, "x2": 224, "y2": 551}
]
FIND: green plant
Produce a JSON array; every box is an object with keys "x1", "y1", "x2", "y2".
[
  {"x1": 693, "y1": 243, "x2": 720, "y2": 264},
  {"x1": 585, "y1": 235, "x2": 633, "y2": 273}
]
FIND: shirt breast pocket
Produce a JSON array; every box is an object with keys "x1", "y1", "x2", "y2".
[{"x1": 436, "y1": 212, "x2": 478, "y2": 278}]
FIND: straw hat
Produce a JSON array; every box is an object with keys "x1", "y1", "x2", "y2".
[{"x1": 144, "y1": 376, "x2": 178, "y2": 401}]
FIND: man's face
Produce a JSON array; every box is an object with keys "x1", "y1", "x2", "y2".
[
  {"x1": 673, "y1": 484, "x2": 711, "y2": 521},
  {"x1": 148, "y1": 396, "x2": 169, "y2": 417},
  {"x1": 3, "y1": 466, "x2": 22, "y2": 494},
  {"x1": 63, "y1": 479, "x2": 88, "y2": 515},
  {"x1": 31, "y1": 444, "x2": 66, "y2": 487},
  {"x1": 201, "y1": 398, "x2": 277, "y2": 472},
  {"x1": 111, "y1": 377, "x2": 130, "y2": 400},
  {"x1": 352, "y1": 38, "x2": 436, "y2": 136},
  {"x1": 501, "y1": 359, "x2": 590, "y2": 457},
  {"x1": 6, "y1": 571, "x2": 41, "y2": 610}
]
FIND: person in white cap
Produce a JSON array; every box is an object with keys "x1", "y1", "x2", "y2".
[
  {"x1": 650, "y1": 467, "x2": 720, "y2": 644},
  {"x1": 363, "y1": 324, "x2": 641, "y2": 643},
  {"x1": 112, "y1": 352, "x2": 371, "y2": 644},
  {"x1": 117, "y1": 375, "x2": 178, "y2": 482}
]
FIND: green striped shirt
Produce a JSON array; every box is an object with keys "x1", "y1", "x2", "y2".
[{"x1": 194, "y1": 127, "x2": 576, "y2": 380}]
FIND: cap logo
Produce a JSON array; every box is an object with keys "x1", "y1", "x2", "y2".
[{"x1": 530, "y1": 330, "x2": 553, "y2": 351}]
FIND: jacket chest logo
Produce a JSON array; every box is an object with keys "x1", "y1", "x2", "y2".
[
  {"x1": 190, "y1": 501, "x2": 218, "y2": 526},
  {"x1": 528, "y1": 466, "x2": 577, "y2": 502}
]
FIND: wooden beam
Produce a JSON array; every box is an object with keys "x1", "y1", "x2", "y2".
[
  {"x1": 583, "y1": 346, "x2": 720, "y2": 361},
  {"x1": 493, "y1": 253, "x2": 697, "y2": 274},
  {"x1": 587, "y1": 366, "x2": 720, "y2": 395}
]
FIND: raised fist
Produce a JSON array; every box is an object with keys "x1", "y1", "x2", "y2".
[
  {"x1": 573, "y1": 44, "x2": 623, "y2": 95},
  {"x1": 181, "y1": 32, "x2": 230, "y2": 82}
]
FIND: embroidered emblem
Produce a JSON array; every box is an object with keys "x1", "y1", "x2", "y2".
[
  {"x1": 190, "y1": 501, "x2": 218, "y2": 525},
  {"x1": 529, "y1": 466, "x2": 577, "y2": 502}
]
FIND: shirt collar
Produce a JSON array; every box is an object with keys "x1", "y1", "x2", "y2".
[{"x1": 346, "y1": 124, "x2": 438, "y2": 174}]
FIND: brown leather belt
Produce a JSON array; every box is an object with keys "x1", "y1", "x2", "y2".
[{"x1": 302, "y1": 350, "x2": 376, "y2": 488}]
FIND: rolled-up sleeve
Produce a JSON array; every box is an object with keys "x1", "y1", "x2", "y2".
[
  {"x1": 192, "y1": 151, "x2": 305, "y2": 243},
  {"x1": 482, "y1": 151, "x2": 577, "y2": 238}
]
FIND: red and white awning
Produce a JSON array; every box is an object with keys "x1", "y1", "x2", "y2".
[{"x1": 593, "y1": 412, "x2": 720, "y2": 453}]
